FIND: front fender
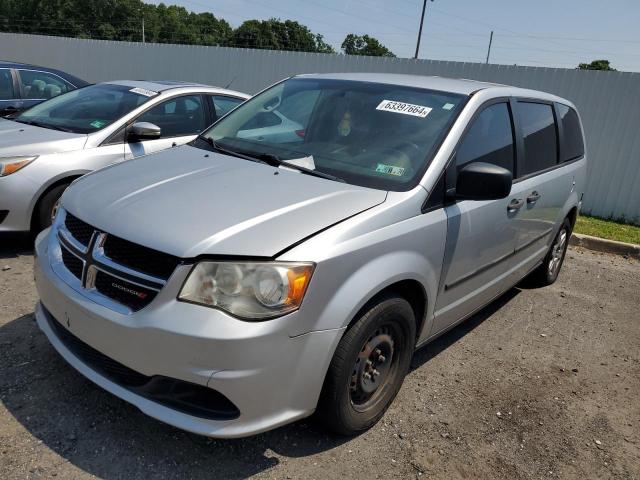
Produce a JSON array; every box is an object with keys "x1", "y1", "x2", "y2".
[{"x1": 282, "y1": 209, "x2": 448, "y2": 340}]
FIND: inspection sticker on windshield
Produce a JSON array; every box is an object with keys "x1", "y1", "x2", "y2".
[
  {"x1": 376, "y1": 100, "x2": 432, "y2": 118},
  {"x1": 129, "y1": 87, "x2": 158, "y2": 97},
  {"x1": 376, "y1": 163, "x2": 406, "y2": 176}
]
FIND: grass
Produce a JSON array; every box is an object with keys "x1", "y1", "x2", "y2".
[{"x1": 574, "y1": 215, "x2": 640, "y2": 245}]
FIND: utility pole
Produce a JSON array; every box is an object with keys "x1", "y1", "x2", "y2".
[
  {"x1": 485, "y1": 30, "x2": 493, "y2": 64},
  {"x1": 414, "y1": 0, "x2": 433, "y2": 59},
  {"x1": 142, "y1": 12, "x2": 145, "y2": 44}
]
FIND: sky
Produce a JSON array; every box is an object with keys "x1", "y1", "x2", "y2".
[{"x1": 147, "y1": 0, "x2": 640, "y2": 72}]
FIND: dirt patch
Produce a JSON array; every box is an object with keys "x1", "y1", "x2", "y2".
[{"x1": 1, "y1": 237, "x2": 638, "y2": 479}]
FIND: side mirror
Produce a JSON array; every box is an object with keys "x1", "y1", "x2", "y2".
[
  {"x1": 127, "y1": 122, "x2": 161, "y2": 142},
  {"x1": 454, "y1": 162, "x2": 512, "y2": 201}
]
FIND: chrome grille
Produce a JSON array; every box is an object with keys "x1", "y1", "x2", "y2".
[{"x1": 52, "y1": 209, "x2": 178, "y2": 313}]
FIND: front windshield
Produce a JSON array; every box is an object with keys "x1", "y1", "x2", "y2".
[
  {"x1": 201, "y1": 78, "x2": 466, "y2": 190},
  {"x1": 14, "y1": 84, "x2": 155, "y2": 134}
]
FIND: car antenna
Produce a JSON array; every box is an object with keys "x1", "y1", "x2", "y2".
[{"x1": 224, "y1": 76, "x2": 237, "y2": 89}]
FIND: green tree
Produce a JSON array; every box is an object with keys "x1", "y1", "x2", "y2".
[
  {"x1": 0, "y1": 1, "x2": 331, "y2": 52},
  {"x1": 578, "y1": 59, "x2": 616, "y2": 71},
  {"x1": 341, "y1": 34, "x2": 395, "y2": 57},
  {"x1": 231, "y1": 18, "x2": 335, "y2": 53}
]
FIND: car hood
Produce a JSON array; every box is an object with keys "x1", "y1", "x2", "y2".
[
  {"x1": 0, "y1": 119, "x2": 87, "y2": 156},
  {"x1": 63, "y1": 145, "x2": 387, "y2": 258}
]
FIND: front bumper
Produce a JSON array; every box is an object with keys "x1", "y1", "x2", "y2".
[
  {"x1": 0, "y1": 171, "x2": 40, "y2": 232},
  {"x1": 34, "y1": 229, "x2": 344, "y2": 438}
]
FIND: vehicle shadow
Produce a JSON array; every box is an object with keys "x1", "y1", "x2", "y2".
[
  {"x1": 0, "y1": 289, "x2": 520, "y2": 479},
  {"x1": 0, "y1": 233, "x2": 33, "y2": 259}
]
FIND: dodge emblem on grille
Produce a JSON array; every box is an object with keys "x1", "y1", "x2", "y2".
[{"x1": 111, "y1": 282, "x2": 148, "y2": 299}]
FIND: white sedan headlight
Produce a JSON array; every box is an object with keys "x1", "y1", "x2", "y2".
[
  {"x1": 0, "y1": 156, "x2": 38, "y2": 177},
  {"x1": 178, "y1": 261, "x2": 315, "y2": 320}
]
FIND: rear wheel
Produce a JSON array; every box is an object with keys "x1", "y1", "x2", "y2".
[
  {"x1": 35, "y1": 184, "x2": 68, "y2": 233},
  {"x1": 525, "y1": 217, "x2": 572, "y2": 287},
  {"x1": 318, "y1": 294, "x2": 416, "y2": 435}
]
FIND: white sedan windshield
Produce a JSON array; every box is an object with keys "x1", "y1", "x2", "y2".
[{"x1": 15, "y1": 84, "x2": 154, "y2": 134}]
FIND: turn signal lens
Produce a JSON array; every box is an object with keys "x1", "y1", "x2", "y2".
[{"x1": 0, "y1": 156, "x2": 37, "y2": 177}]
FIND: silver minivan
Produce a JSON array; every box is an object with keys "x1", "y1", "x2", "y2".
[{"x1": 33, "y1": 73, "x2": 586, "y2": 438}]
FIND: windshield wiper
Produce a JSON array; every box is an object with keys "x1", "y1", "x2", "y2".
[
  {"x1": 257, "y1": 153, "x2": 345, "y2": 183},
  {"x1": 195, "y1": 136, "x2": 344, "y2": 183},
  {"x1": 13, "y1": 119, "x2": 75, "y2": 133},
  {"x1": 196, "y1": 136, "x2": 268, "y2": 165}
]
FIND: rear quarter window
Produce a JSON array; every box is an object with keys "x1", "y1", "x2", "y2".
[{"x1": 557, "y1": 104, "x2": 584, "y2": 161}]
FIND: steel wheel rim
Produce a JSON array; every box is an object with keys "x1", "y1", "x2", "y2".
[
  {"x1": 548, "y1": 228, "x2": 567, "y2": 276},
  {"x1": 350, "y1": 325, "x2": 398, "y2": 412},
  {"x1": 50, "y1": 199, "x2": 61, "y2": 224}
]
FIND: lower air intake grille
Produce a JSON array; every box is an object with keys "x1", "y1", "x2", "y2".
[{"x1": 44, "y1": 307, "x2": 240, "y2": 420}]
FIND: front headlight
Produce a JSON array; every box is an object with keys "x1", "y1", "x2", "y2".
[
  {"x1": 178, "y1": 261, "x2": 315, "y2": 320},
  {"x1": 0, "y1": 156, "x2": 37, "y2": 177}
]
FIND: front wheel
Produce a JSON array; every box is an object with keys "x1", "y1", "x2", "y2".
[
  {"x1": 317, "y1": 294, "x2": 416, "y2": 436},
  {"x1": 35, "y1": 184, "x2": 68, "y2": 233}
]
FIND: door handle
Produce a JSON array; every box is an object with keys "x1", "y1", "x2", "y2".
[
  {"x1": 507, "y1": 198, "x2": 524, "y2": 212},
  {"x1": 527, "y1": 191, "x2": 541, "y2": 204},
  {"x1": 1, "y1": 106, "x2": 18, "y2": 117}
]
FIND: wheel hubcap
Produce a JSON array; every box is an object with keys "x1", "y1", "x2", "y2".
[
  {"x1": 548, "y1": 228, "x2": 567, "y2": 275},
  {"x1": 350, "y1": 327, "x2": 394, "y2": 408}
]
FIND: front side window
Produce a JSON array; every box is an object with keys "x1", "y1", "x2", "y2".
[
  {"x1": 200, "y1": 78, "x2": 466, "y2": 190},
  {"x1": 137, "y1": 95, "x2": 205, "y2": 138},
  {"x1": 19, "y1": 69, "x2": 71, "y2": 99},
  {"x1": 14, "y1": 84, "x2": 153, "y2": 134},
  {"x1": 557, "y1": 104, "x2": 584, "y2": 161},
  {"x1": 456, "y1": 102, "x2": 514, "y2": 173},
  {"x1": 0, "y1": 69, "x2": 15, "y2": 100},
  {"x1": 518, "y1": 101, "x2": 558, "y2": 176}
]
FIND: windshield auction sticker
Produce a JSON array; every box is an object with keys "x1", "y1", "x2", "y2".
[
  {"x1": 376, "y1": 100, "x2": 432, "y2": 118},
  {"x1": 129, "y1": 87, "x2": 158, "y2": 97},
  {"x1": 376, "y1": 163, "x2": 406, "y2": 176}
]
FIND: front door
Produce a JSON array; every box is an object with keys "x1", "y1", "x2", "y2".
[
  {"x1": 124, "y1": 94, "x2": 207, "y2": 160},
  {"x1": 432, "y1": 100, "x2": 521, "y2": 335}
]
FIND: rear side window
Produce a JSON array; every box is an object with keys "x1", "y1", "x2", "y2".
[
  {"x1": 456, "y1": 102, "x2": 515, "y2": 173},
  {"x1": 557, "y1": 104, "x2": 584, "y2": 161},
  {"x1": 518, "y1": 102, "x2": 558, "y2": 176},
  {"x1": 0, "y1": 69, "x2": 15, "y2": 100}
]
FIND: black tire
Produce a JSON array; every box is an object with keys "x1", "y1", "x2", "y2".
[
  {"x1": 525, "y1": 217, "x2": 572, "y2": 287},
  {"x1": 35, "y1": 184, "x2": 68, "y2": 233},
  {"x1": 317, "y1": 294, "x2": 416, "y2": 436}
]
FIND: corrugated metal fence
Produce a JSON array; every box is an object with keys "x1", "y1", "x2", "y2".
[{"x1": 1, "y1": 32, "x2": 639, "y2": 223}]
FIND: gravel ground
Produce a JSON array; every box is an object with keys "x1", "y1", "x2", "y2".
[{"x1": 1, "y1": 236, "x2": 638, "y2": 480}]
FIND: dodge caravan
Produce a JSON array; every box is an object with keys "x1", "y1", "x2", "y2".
[{"x1": 34, "y1": 73, "x2": 586, "y2": 438}]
